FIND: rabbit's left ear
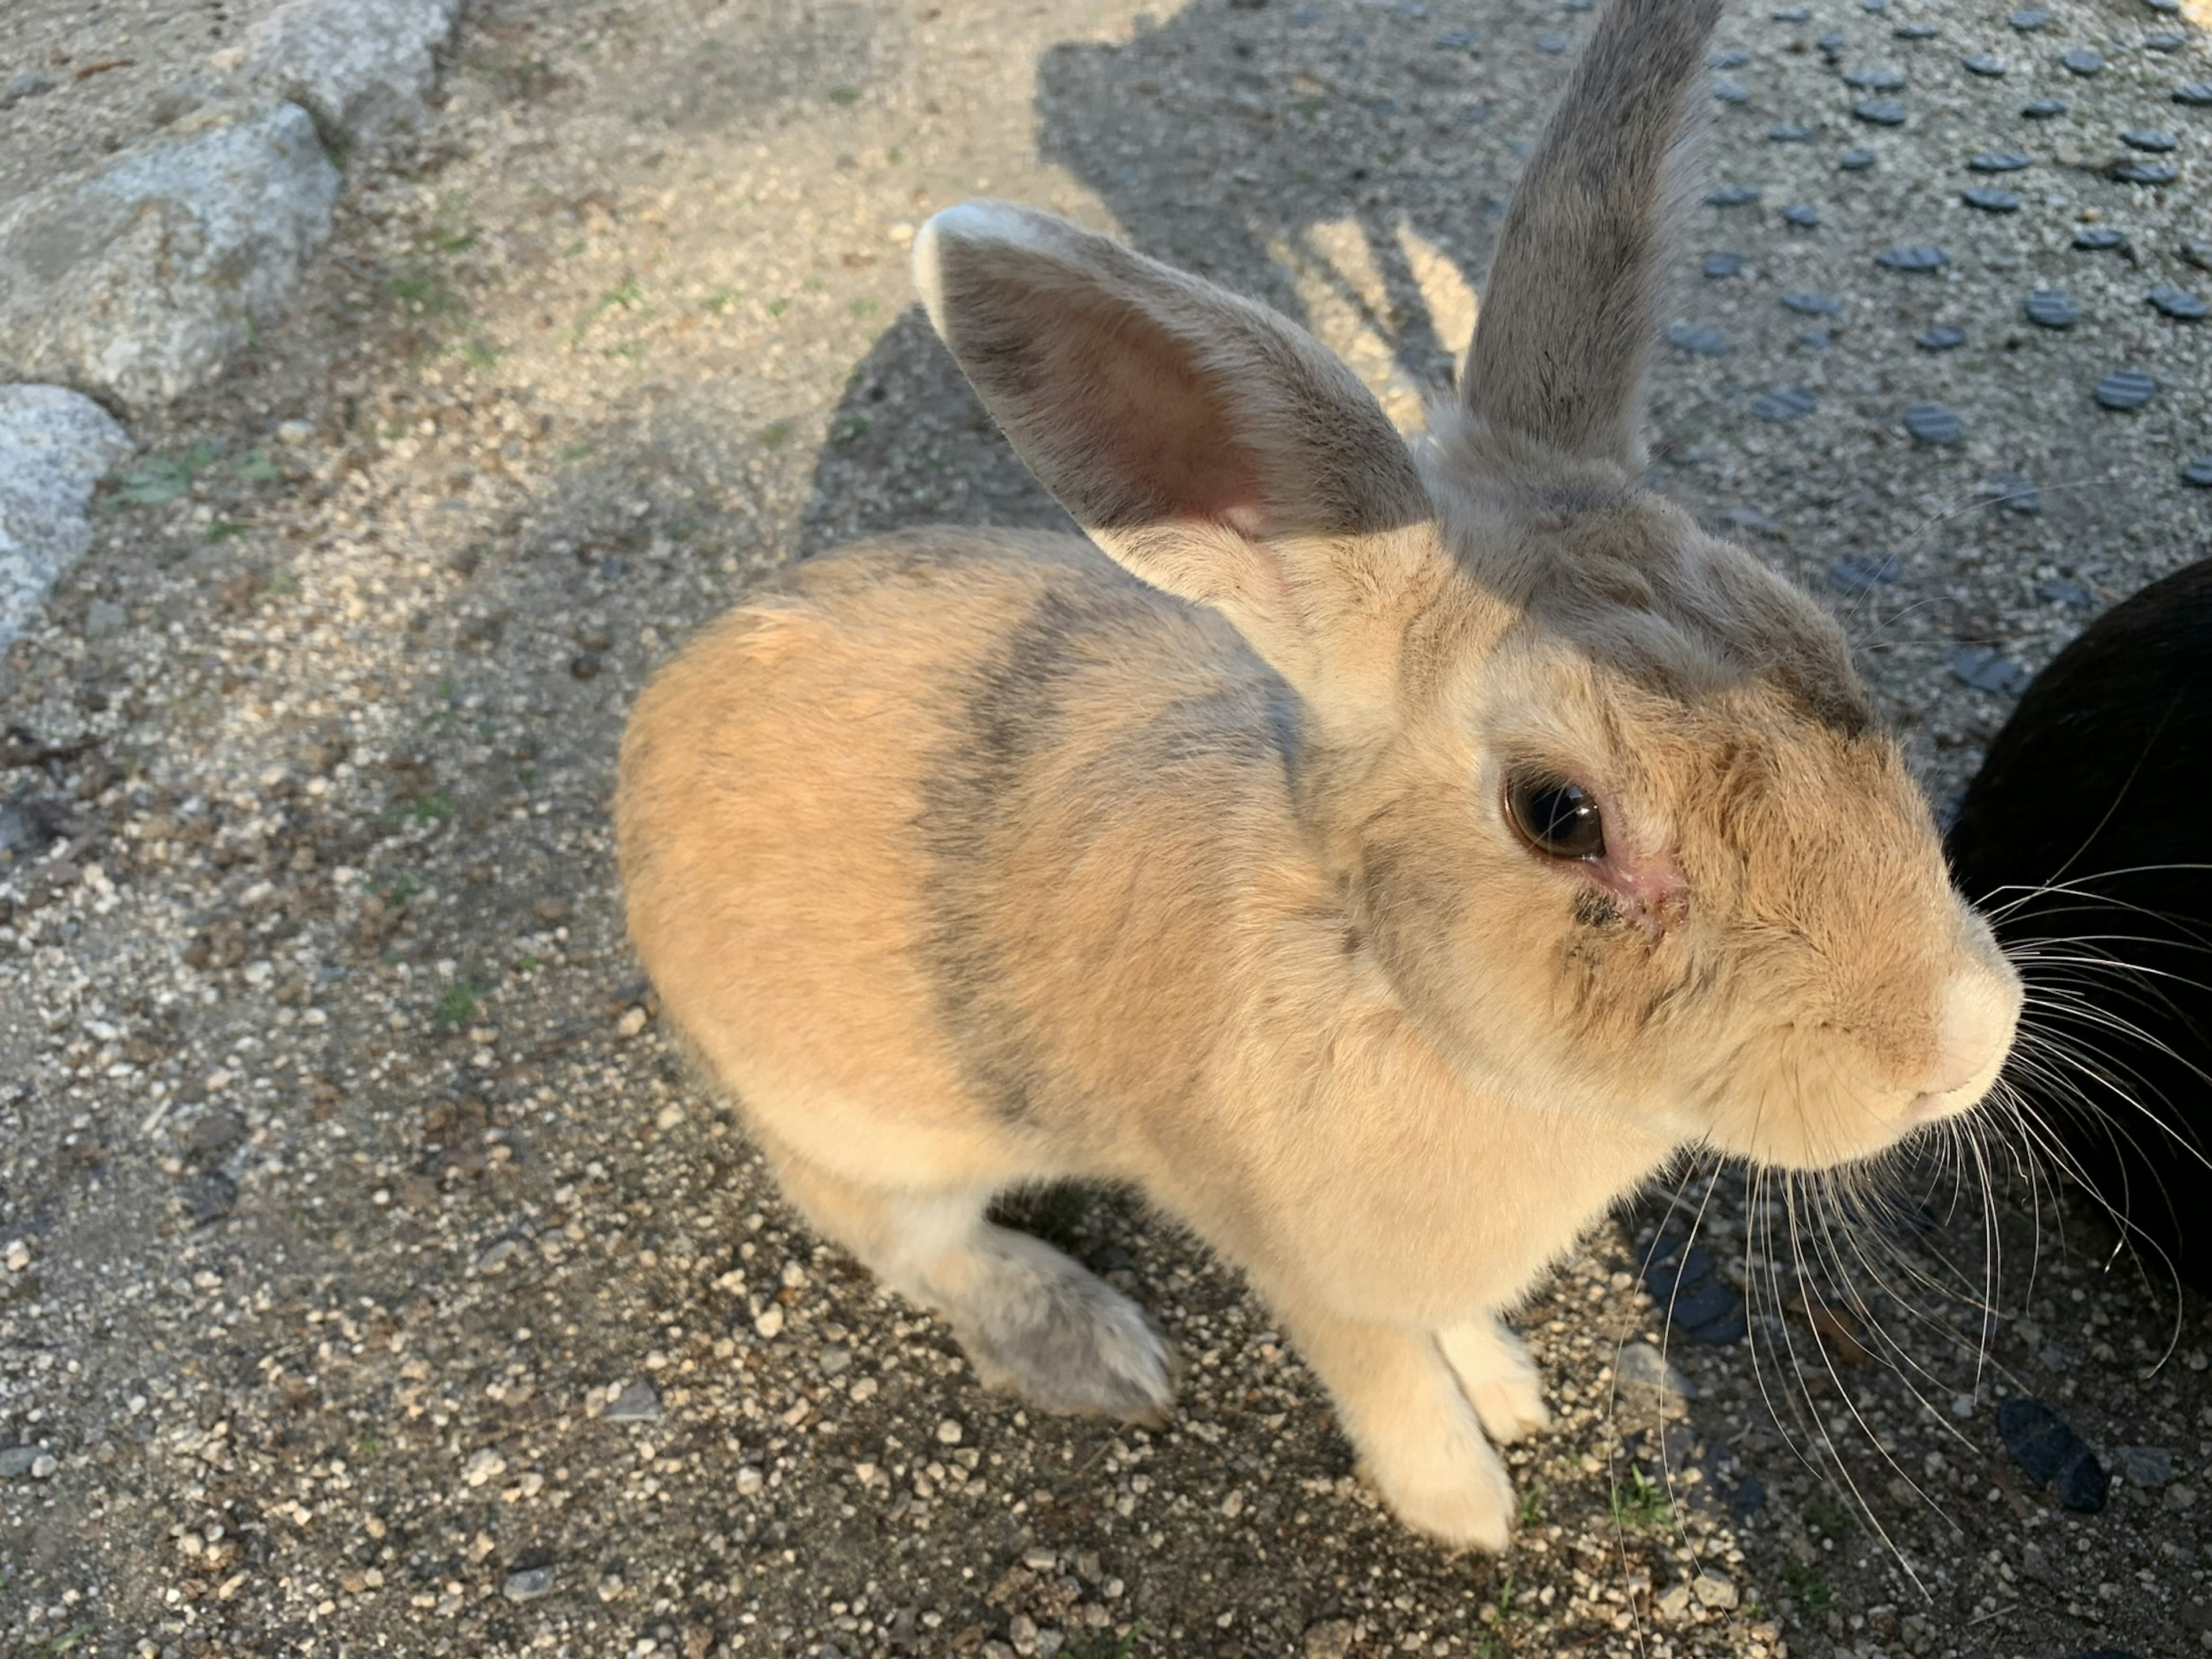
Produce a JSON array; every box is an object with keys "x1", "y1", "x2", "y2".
[
  {"x1": 1459, "y1": 0, "x2": 1724, "y2": 468},
  {"x1": 915, "y1": 202, "x2": 1438, "y2": 712}
]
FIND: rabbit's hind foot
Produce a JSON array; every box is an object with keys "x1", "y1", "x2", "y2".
[{"x1": 1439, "y1": 1316, "x2": 1551, "y2": 1444}]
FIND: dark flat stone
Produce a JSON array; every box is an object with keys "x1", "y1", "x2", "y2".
[
  {"x1": 1894, "y1": 22, "x2": 1939, "y2": 38},
  {"x1": 1818, "y1": 31, "x2": 1848, "y2": 56},
  {"x1": 1962, "y1": 54, "x2": 2008, "y2": 77},
  {"x1": 2176, "y1": 83, "x2": 2212, "y2": 107},
  {"x1": 1963, "y1": 187, "x2": 2021, "y2": 212},
  {"x1": 180, "y1": 1171, "x2": 238, "y2": 1225},
  {"x1": 2180, "y1": 456, "x2": 2212, "y2": 487},
  {"x1": 2112, "y1": 160, "x2": 2179, "y2": 185},
  {"x1": 1707, "y1": 184, "x2": 1763, "y2": 205},
  {"x1": 2008, "y1": 6, "x2": 2050, "y2": 27},
  {"x1": 1903, "y1": 402, "x2": 1964, "y2": 444},
  {"x1": 1988, "y1": 475, "x2": 2041, "y2": 514},
  {"x1": 2147, "y1": 285, "x2": 2208, "y2": 320},
  {"x1": 1782, "y1": 290, "x2": 1842, "y2": 314},
  {"x1": 1916, "y1": 325, "x2": 1968, "y2": 349},
  {"x1": 1714, "y1": 79, "x2": 1751, "y2": 104},
  {"x1": 1703, "y1": 251, "x2": 1747, "y2": 278},
  {"x1": 1770, "y1": 122, "x2": 1812, "y2": 141},
  {"x1": 1844, "y1": 66, "x2": 1908, "y2": 90},
  {"x1": 2185, "y1": 238, "x2": 2212, "y2": 271},
  {"x1": 1711, "y1": 48, "x2": 1752, "y2": 68},
  {"x1": 1829, "y1": 552, "x2": 1902, "y2": 593},
  {"x1": 2021, "y1": 97, "x2": 2069, "y2": 116},
  {"x1": 2121, "y1": 128, "x2": 2177, "y2": 151},
  {"x1": 2062, "y1": 48, "x2": 2104, "y2": 75},
  {"x1": 1752, "y1": 385, "x2": 1819, "y2": 421},
  {"x1": 2024, "y1": 289, "x2": 2079, "y2": 327},
  {"x1": 2145, "y1": 31, "x2": 2187, "y2": 50},
  {"x1": 1855, "y1": 97, "x2": 1909, "y2": 123},
  {"x1": 1665, "y1": 320, "x2": 1733, "y2": 355},
  {"x1": 2143, "y1": 0, "x2": 2181, "y2": 11},
  {"x1": 1840, "y1": 147, "x2": 1877, "y2": 169},
  {"x1": 1998, "y1": 1397, "x2": 2109, "y2": 1512},
  {"x1": 2073, "y1": 225, "x2": 2126, "y2": 250},
  {"x1": 1639, "y1": 1241, "x2": 1748, "y2": 1344},
  {"x1": 1782, "y1": 202, "x2": 1820, "y2": 227},
  {"x1": 1945, "y1": 645, "x2": 2034, "y2": 697},
  {"x1": 2037, "y1": 575, "x2": 2094, "y2": 605},
  {"x1": 1969, "y1": 151, "x2": 2032, "y2": 172},
  {"x1": 1877, "y1": 243, "x2": 1949, "y2": 270},
  {"x1": 2094, "y1": 368, "x2": 2157, "y2": 409}
]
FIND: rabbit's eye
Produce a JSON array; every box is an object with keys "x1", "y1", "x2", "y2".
[{"x1": 1506, "y1": 774, "x2": 1605, "y2": 861}]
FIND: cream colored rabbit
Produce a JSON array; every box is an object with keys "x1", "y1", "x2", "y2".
[{"x1": 617, "y1": 0, "x2": 2021, "y2": 1548}]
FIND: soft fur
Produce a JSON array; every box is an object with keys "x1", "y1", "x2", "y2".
[{"x1": 617, "y1": 0, "x2": 2021, "y2": 1548}]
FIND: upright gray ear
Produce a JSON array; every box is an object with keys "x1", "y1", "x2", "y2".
[{"x1": 1459, "y1": 0, "x2": 1724, "y2": 466}]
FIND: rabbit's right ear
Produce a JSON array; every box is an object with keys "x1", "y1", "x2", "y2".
[
  {"x1": 915, "y1": 202, "x2": 1436, "y2": 717},
  {"x1": 1459, "y1": 0, "x2": 1724, "y2": 468}
]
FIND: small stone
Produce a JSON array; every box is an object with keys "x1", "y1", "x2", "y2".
[
  {"x1": 2008, "y1": 7, "x2": 2050, "y2": 28},
  {"x1": 1853, "y1": 98, "x2": 1908, "y2": 125},
  {"x1": 1828, "y1": 553, "x2": 1902, "y2": 594},
  {"x1": 935, "y1": 1418, "x2": 965, "y2": 1445},
  {"x1": 1022, "y1": 1547, "x2": 1058, "y2": 1571},
  {"x1": 1711, "y1": 48, "x2": 1752, "y2": 69},
  {"x1": 1839, "y1": 147, "x2": 1877, "y2": 169},
  {"x1": 1961, "y1": 54, "x2": 2007, "y2": 77},
  {"x1": 1844, "y1": 66, "x2": 1907, "y2": 91},
  {"x1": 1616, "y1": 1340, "x2": 1699, "y2": 1400},
  {"x1": 2120, "y1": 128, "x2": 2177, "y2": 152},
  {"x1": 1861, "y1": 0, "x2": 1885, "y2": 12},
  {"x1": 1713, "y1": 79, "x2": 1750, "y2": 104},
  {"x1": 1706, "y1": 184, "x2": 1762, "y2": 206},
  {"x1": 735, "y1": 1465, "x2": 764, "y2": 1495},
  {"x1": 1781, "y1": 291, "x2": 1842, "y2": 315},
  {"x1": 1893, "y1": 21, "x2": 1938, "y2": 38},
  {"x1": 2036, "y1": 576, "x2": 2093, "y2": 605},
  {"x1": 1969, "y1": 151, "x2": 2032, "y2": 172},
  {"x1": 2113, "y1": 160, "x2": 2179, "y2": 185},
  {"x1": 2185, "y1": 238, "x2": 2212, "y2": 271},
  {"x1": 1702, "y1": 251, "x2": 1747, "y2": 278},
  {"x1": 1769, "y1": 123, "x2": 1811, "y2": 141},
  {"x1": 1, "y1": 71, "x2": 57, "y2": 108},
  {"x1": 604, "y1": 1380, "x2": 662, "y2": 1422},
  {"x1": 568, "y1": 652, "x2": 603, "y2": 681},
  {"x1": 0, "y1": 1446, "x2": 41, "y2": 1477},
  {"x1": 1665, "y1": 320, "x2": 1733, "y2": 355},
  {"x1": 1304, "y1": 1620, "x2": 1357, "y2": 1659},
  {"x1": 2109, "y1": 1445, "x2": 2174, "y2": 1488},
  {"x1": 28, "y1": 1455, "x2": 56, "y2": 1479},
  {"x1": 2167, "y1": 1482, "x2": 2199, "y2": 1512},
  {"x1": 1944, "y1": 645, "x2": 2034, "y2": 698},
  {"x1": 1782, "y1": 202, "x2": 1820, "y2": 228},
  {"x1": 1536, "y1": 32, "x2": 1571, "y2": 54},
  {"x1": 1656, "y1": 1584, "x2": 1694, "y2": 1620},
  {"x1": 503, "y1": 1567, "x2": 556, "y2": 1603},
  {"x1": 1752, "y1": 385, "x2": 1818, "y2": 421},
  {"x1": 616, "y1": 1005, "x2": 648, "y2": 1037},
  {"x1": 187, "y1": 1109, "x2": 246, "y2": 1158},
  {"x1": 1962, "y1": 187, "x2": 2021, "y2": 212},
  {"x1": 2143, "y1": 0, "x2": 2180, "y2": 10},
  {"x1": 1692, "y1": 1573, "x2": 1740, "y2": 1611},
  {"x1": 2024, "y1": 289, "x2": 2079, "y2": 328},
  {"x1": 1819, "y1": 31, "x2": 1848, "y2": 56},
  {"x1": 1773, "y1": 5, "x2": 1811, "y2": 18},
  {"x1": 1916, "y1": 325, "x2": 1968, "y2": 350},
  {"x1": 179, "y1": 1171, "x2": 238, "y2": 1224},
  {"x1": 754, "y1": 1305, "x2": 785, "y2": 1338},
  {"x1": 817, "y1": 1344, "x2": 851, "y2": 1377},
  {"x1": 2175, "y1": 83, "x2": 2212, "y2": 107},
  {"x1": 2181, "y1": 456, "x2": 2212, "y2": 487},
  {"x1": 1877, "y1": 244, "x2": 1949, "y2": 271},
  {"x1": 1795, "y1": 327, "x2": 1832, "y2": 349},
  {"x1": 2145, "y1": 30, "x2": 2187, "y2": 50},
  {"x1": 2, "y1": 1240, "x2": 28, "y2": 1272},
  {"x1": 1998, "y1": 1397, "x2": 2108, "y2": 1509},
  {"x1": 462, "y1": 1448, "x2": 508, "y2": 1488},
  {"x1": 2147, "y1": 286, "x2": 2209, "y2": 320},
  {"x1": 2062, "y1": 48, "x2": 2104, "y2": 75},
  {"x1": 1433, "y1": 29, "x2": 1480, "y2": 50},
  {"x1": 2094, "y1": 368, "x2": 2157, "y2": 410},
  {"x1": 2073, "y1": 226, "x2": 2126, "y2": 251},
  {"x1": 1903, "y1": 403, "x2": 1964, "y2": 445},
  {"x1": 2021, "y1": 97, "x2": 2069, "y2": 117},
  {"x1": 1988, "y1": 474, "x2": 2042, "y2": 513}
]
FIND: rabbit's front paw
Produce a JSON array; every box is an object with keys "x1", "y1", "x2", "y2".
[
  {"x1": 953, "y1": 1226, "x2": 1176, "y2": 1423},
  {"x1": 1361, "y1": 1406, "x2": 1516, "y2": 1551},
  {"x1": 1439, "y1": 1319, "x2": 1550, "y2": 1445}
]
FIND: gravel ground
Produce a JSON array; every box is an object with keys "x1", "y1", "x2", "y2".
[{"x1": 3, "y1": 1, "x2": 2211, "y2": 1657}]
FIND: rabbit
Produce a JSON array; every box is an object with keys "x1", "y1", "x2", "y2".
[
  {"x1": 616, "y1": 0, "x2": 2022, "y2": 1549},
  {"x1": 1946, "y1": 555, "x2": 2212, "y2": 1294}
]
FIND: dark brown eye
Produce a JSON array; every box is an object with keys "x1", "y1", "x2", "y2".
[{"x1": 1506, "y1": 772, "x2": 1605, "y2": 861}]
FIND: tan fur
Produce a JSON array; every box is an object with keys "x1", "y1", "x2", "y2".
[{"x1": 617, "y1": 0, "x2": 2021, "y2": 1548}]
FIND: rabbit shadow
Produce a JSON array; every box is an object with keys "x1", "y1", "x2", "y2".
[{"x1": 798, "y1": 0, "x2": 1549, "y2": 554}]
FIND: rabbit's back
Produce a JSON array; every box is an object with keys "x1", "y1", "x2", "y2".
[{"x1": 617, "y1": 527, "x2": 1310, "y2": 1188}]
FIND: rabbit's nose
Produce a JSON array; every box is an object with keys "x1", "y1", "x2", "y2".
[{"x1": 1909, "y1": 961, "x2": 2022, "y2": 1122}]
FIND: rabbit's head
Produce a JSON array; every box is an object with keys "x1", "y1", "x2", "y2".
[{"x1": 912, "y1": 0, "x2": 2019, "y2": 1172}]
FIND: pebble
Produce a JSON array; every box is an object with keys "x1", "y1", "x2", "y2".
[
  {"x1": 1961, "y1": 55, "x2": 2008, "y2": 78},
  {"x1": 180, "y1": 1171, "x2": 238, "y2": 1225},
  {"x1": 1782, "y1": 202, "x2": 1820, "y2": 228},
  {"x1": 1641, "y1": 1239, "x2": 1748, "y2": 1343},
  {"x1": 755, "y1": 1304, "x2": 786, "y2": 1338},
  {"x1": 1819, "y1": 31, "x2": 1848, "y2": 58},
  {"x1": 1962, "y1": 187, "x2": 2022, "y2": 213},
  {"x1": 2008, "y1": 6, "x2": 2051, "y2": 27},
  {"x1": 2073, "y1": 225, "x2": 2126, "y2": 251},
  {"x1": 1713, "y1": 80, "x2": 1751, "y2": 104},
  {"x1": 1944, "y1": 645, "x2": 2035, "y2": 698},
  {"x1": 1903, "y1": 402, "x2": 1964, "y2": 444},
  {"x1": 503, "y1": 1566, "x2": 557, "y2": 1602},
  {"x1": 1773, "y1": 4, "x2": 1811, "y2": 17},
  {"x1": 2109, "y1": 1444, "x2": 2175, "y2": 1488},
  {"x1": 1893, "y1": 22, "x2": 1938, "y2": 39},
  {"x1": 1752, "y1": 385, "x2": 1819, "y2": 422},
  {"x1": 2143, "y1": 0, "x2": 2180, "y2": 11},
  {"x1": 935, "y1": 1418, "x2": 965, "y2": 1445},
  {"x1": 1828, "y1": 552, "x2": 1902, "y2": 593},
  {"x1": 2, "y1": 1240, "x2": 28, "y2": 1272},
  {"x1": 1536, "y1": 31, "x2": 1571, "y2": 53},
  {"x1": 2184, "y1": 239, "x2": 2212, "y2": 271},
  {"x1": 1988, "y1": 474, "x2": 2042, "y2": 513},
  {"x1": 2111, "y1": 160, "x2": 2179, "y2": 185},
  {"x1": 604, "y1": 1380, "x2": 663, "y2": 1422},
  {"x1": 2036, "y1": 575, "x2": 2093, "y2": 605},
  {"x1": 1691, "y1": 1573, "x2": 1740, "y2": 1611},
  {"x1": 1877, "y1": 244, "x2": 1949, "y2": 271},
  {"x1": 1711, "y1": 49, "x2": 1752, "y2": 69},
  {"x1": 1304, "y1": 1620, "x2": 1358, "y2": 1659},
  {"x1": 2021, "y1": 97, "x2": 2069, "y2": 117},
  {"x1": 1665, "y1": 321, "x2": 1733, "y2": 355},
  {"x1": 2062, "y1": 48, "x2": 2105, "y2": 75},
  {"x1": 1839, "y1": 147, "x2": 1876, "y2": 169},
  {"x1": 735, "y1": 1465, "x2": 764, "y2": 1495},
  {"x1": 1796, "y1": 327, "x2": 1832, "y2": 349},
  {"x1": 2181, "y1": 456, "x2": 2212, "y2": 487},
  {"x1": 2024, "y1": 289, "x2": 2079, "y2": 327},
  {"x1": 2147, "y1": 286, "x2": 2209, "y2": 320},
  {"x1": 1853, "y1": 98, "x2": 1908, "y2": 125},
  {"x1": 1916, "y1": 325, "x2": 1968, "y2": 350},
  {"x1": 1781, "y1": 290, "x2": 1842, "y2": 315},
  {"x1": 2094, "y1": 368, "x2": 2157, "y2": 409},
  {"x1": 1615, "y1": 1340, "x2": 1699, "y2": 1401},
  {"x1": 1769, "y1": 123, "x2": 1812, "y2": 141},
  {"x1": 817, "y1": 1344, "x2": 852, "y2": 1377},
  {"x1": 1844, "y1": 67, "x2": 1907, "y2": 91},
  {"x1": 2145, "y1": 30, "x2": 2187, "y2": 50},
  {"x1": 2121, "y1": 128, "x2": 2177, "y2": 153},
  {"x1": 1703, "y1": 251, "x2": 1747, "y2": 278},
  {"x1": 1998, "y1": 1396, "x2": 2109, "y2": 1510},
  {"x1": 1969, "y1": 151, "x2": 2032, "y2": 172},
  {"x1": 0, "y1": 1446, "x2": 45, "y2": 1478},
  {"x1": 1706, "y1": 184, "x2": 1762, "y2": 206},
  {"x1": 2176, "y1": 83, "x2": 2212, "y2": 107}
]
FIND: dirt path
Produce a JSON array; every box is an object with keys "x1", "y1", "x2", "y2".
[{"x1": 2, "y1": 1, "x2": 2209, "y2": 1656}]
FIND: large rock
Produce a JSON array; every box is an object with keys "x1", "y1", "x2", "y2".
[
  {"x1": 237, "y1": 0, "x2": 470, "y2": 153},
  {"x1": 0, "y1": 104, "x2": 342, "y2": 414},
  {"x1": 0, "y1": 387, "x2": 134, "y2": 647}
]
